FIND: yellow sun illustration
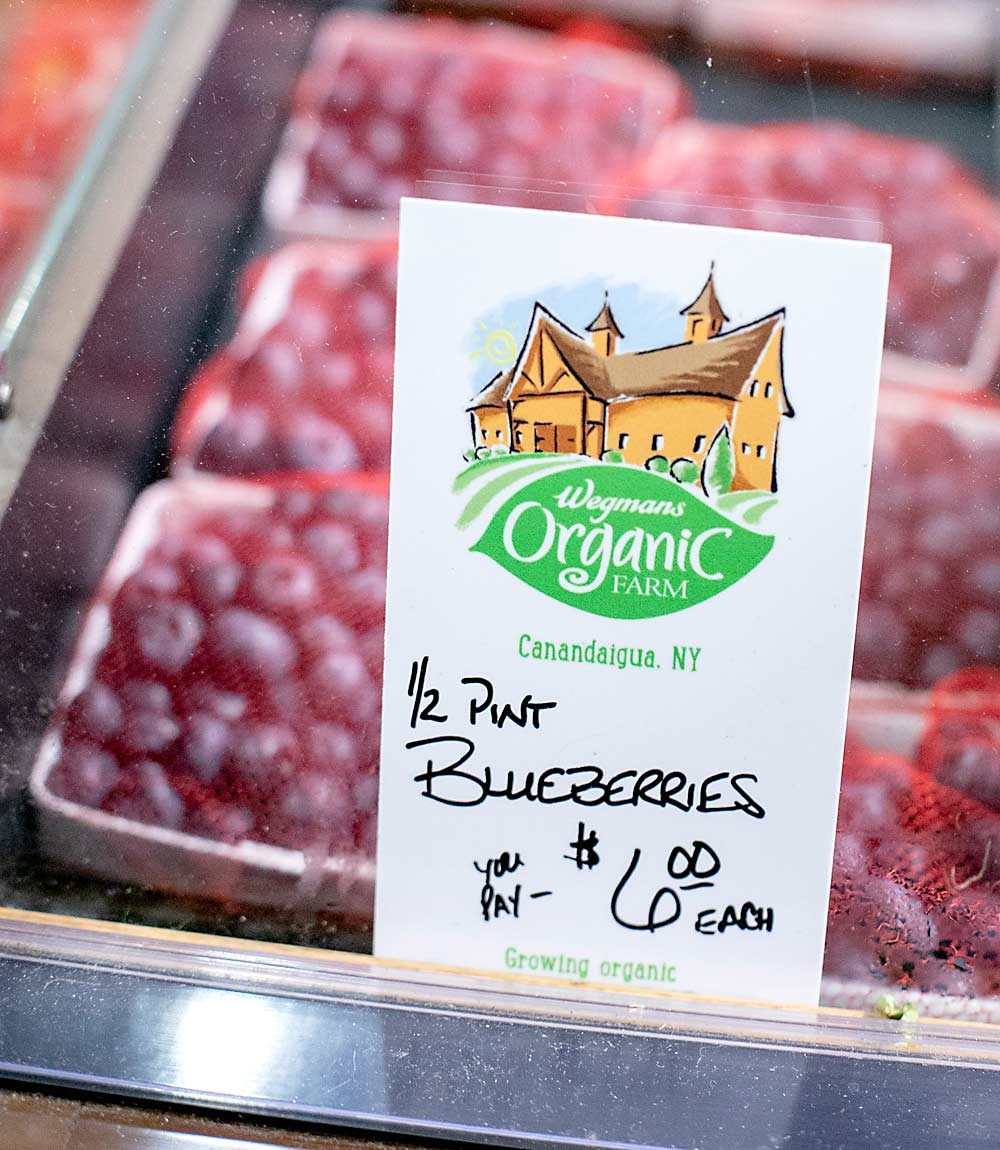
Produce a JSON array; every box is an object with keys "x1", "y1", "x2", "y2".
[{"x1": 469, "y1": 319, "x2": 518, "y2": 367}]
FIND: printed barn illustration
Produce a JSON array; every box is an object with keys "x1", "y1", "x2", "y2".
[{"x1": 468, "y1": 268, "x2": 793, "y2": 492}]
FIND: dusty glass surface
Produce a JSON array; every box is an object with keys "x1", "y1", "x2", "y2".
[
  {"x1": 0, "y1": 0, "x2": 999, "y2": 1026},
  {"x1": 0, "y1": 0, "x2": 154, "y2": 346}
]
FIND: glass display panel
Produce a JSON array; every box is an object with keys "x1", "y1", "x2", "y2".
[{"x1": 1, "y1": 2, "x2": 1000, "y2": 1141}]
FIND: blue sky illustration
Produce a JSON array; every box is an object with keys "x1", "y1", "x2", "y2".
[{"x1": 466, "y1": 279, "x2": 690, "y2": 394}]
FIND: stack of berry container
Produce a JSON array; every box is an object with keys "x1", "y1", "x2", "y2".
[
  {"x1": 262, "y1": 10, "x2": 690, "y2": 239},
  {"x1": 601, "y1": 114, "x2": 1000, "y2": 1009},
  {"x1": 32, "y1": 227, "x2": 395, "y2": 920},
  {"x1": 31, "y1": 234, "x2": 395, "y2": 918},
  {"x1": 30, "y1": 473, "x2": 386, "y2": 918},
  {"x1": 32, "y1": 9, "x2": 691, "y2": 923},
  {"x1": 823, "y1": 382, "x2": 1000, "y2": 1013}
]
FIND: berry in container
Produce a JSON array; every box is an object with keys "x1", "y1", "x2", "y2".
[
  {"x1": 826, "y1": 680, "x2": 1000, "y2": 1018},
  {"x1": 853, "y1": 387, "x2": 1000, "y2": 690},
  {"x1": 0, "y1": 0, "x2": 144, "y2": 181},
  {"x1": 172, "y1": 240, "x2": 396, "y2": 480},
  {"x1": 30, "y1": 472, "x2": 387, "y2": 920},
  {"x1": 916, "y1": 669, "x2": 1000, "y2": 792},
  {"x1": 263, "y1": 10, "x2": 690, "y2": 239},
  {"x1": 611, "y1": 121, "x2": 1000, "y2": 393}
]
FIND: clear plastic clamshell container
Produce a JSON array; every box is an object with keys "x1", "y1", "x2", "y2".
[
  {"x1": 262, "y1": 10, "x2": 691, "y2": 239},
  {"x1": 30, "y1": 472, "x2": 387, "y2": 921},
  {"x1": 172, "y1": 240, "x2": 396, "y2": 480},
  {"x1": 611, "y1": 121, "x2": 1000, "y2": 394},
  {"x1": 853, "y1": 385, "x2": 1000, "y2": 690}
]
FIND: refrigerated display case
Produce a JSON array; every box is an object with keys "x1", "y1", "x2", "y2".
[{"x1": 3, "y1": 2, "x2": 1000, "y2": 1147}]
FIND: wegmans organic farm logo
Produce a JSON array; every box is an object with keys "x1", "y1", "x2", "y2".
[{"x1": 457, "y1": 268, "x2": 793, "y2": 620}]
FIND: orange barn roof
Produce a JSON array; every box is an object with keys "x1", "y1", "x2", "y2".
[{"x1": 468, "y1": 303, "x2": 790, "y2": 415}]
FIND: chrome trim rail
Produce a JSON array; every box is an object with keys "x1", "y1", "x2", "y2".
[{"x1": 1, "y1": 914, "x2": 1000, "y2": 1148}]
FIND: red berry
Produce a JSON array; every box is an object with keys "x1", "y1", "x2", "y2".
[
  {"x1": 228, "y1": 723, "x2": 299, "y2": 789},
  {"x1": 251, "y1": 554, "x2": 320, "y2": 616},
  {"x1": 184, "y1": 684, "x2": 247, "y2": 723},
  {"x1": 187, "y1": 801, "x2": 255, "y2": 845},
  {"x1": 308, "y1": 647, "x2": 378, "y2": 725},
  {"x1": 134, "y1": 599, "x2": 204, "y2": 674},
  {"x1": 66, "y1": 682, "x2": 122, "y2": 743},
  {"x1": 302, "y1": 521, "x2": 361, "y2": 573},
  {"x1": 53, "y1": 743, "x2": 122, "y2": 807},
  {"x1": 110, "y1": 760, "x2": 185, "y2": 830},
  {"x1": 183, "y1": 535, "x2": 243, "y2": 609},
  {"x1": 209, "y1": 608, "x2": 297, "y2": 679},
  {"x1": 119, "y1": 680, "x2": 179, "y2": 757},
  {"x1": 299, "y1": 613, "x2": 355, "y2": 655},
  {"x1": 305, "y1": 722, "x2": 360, "y2": 775},
  {"x1": 182, "y1": 713, "x2": 231, "y2": 784},
  {"x1": 275, "y1": 773, "x2": 354, "y2": 850}
]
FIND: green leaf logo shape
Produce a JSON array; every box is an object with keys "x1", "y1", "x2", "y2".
[{"x1": 464, "y1": 461, "x2": 774, "y2": 620}]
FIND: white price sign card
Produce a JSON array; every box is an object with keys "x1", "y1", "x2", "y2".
[{"x1": 375, "y1": 199, "x2": 890, "y2": 1006}]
